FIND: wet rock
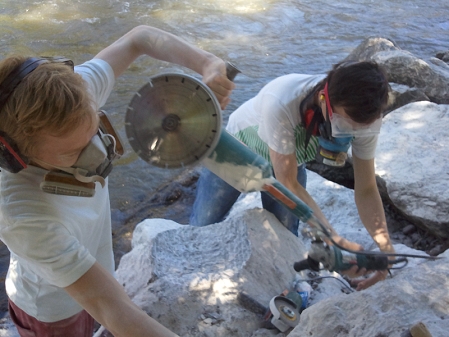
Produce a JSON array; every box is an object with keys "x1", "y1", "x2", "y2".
[
  {"x1": 305, "y1": 160, "x2": 354, "y2": 189},
  {"x1": 343, "y1": 37, "x2": 449, "y2": 104},
  {"x1": 342, "y1": 36, "x2": 399, "y2": 62},
  {"x1": 428, "y1": 244, "x2": 444, "y2": 257},
  {"x1": 402, "y1": 224, "x2": 417, "y2": 236},
  {"x1": 373, "y1": 50, "x2": 449, "y2": 104},
  {"x1": 386, "y1": 83, "x2": 429, "y2": 115},
  {"x1": 436, "y1": 50, "x2": 449, "y2": 63}
]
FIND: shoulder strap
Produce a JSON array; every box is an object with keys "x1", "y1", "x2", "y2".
[{"x1": 299, "y1": 90, "x2": 324, "y2": 151}]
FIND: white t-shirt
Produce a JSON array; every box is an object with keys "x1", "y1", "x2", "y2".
[
  {"x1": 0, "y1": 58, "x2": 116, "y2": 322},
  {"x1": 227, "y1": 74, "x2": 378, "y2": 164}
]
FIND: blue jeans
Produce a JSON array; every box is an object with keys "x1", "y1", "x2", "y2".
[{"x1": 190, "y1": 164, "x2": 307, "y2": 236}]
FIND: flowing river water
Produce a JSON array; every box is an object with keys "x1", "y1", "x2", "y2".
[{"x1": 0, "y1": 0, "x2": 447, "y2": 316}]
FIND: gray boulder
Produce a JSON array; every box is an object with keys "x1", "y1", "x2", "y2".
[
  {"x1": 343, "y1": 37, "x2": 449, "y2": 105},
  {"x1": 115, "y1": 209, "x2": 307, "y2": 337},
  {"x1": 290, "y1": 248, "x2": 449, "y2": 337},
  {"x1": 373, "y1": 49, "x2": 449, "y2": 104},
  {"x1": 375, "y1": 102, "x2": 449, "y2": 239},
  {"x1": 114, "y1": 186, "x2": 448, "y2": 337}
]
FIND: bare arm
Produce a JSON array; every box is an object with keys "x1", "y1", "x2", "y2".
[
  {"x1": 269, "y1": 148, "x2": 363, "y2": 251},
  {"x1": 65, "y1": 262, "x2": 178, "y2": 337},
  {"x1": 352, "y1": 154, "x2": 394, "y2": 253},
  {"x1": 269, "y1": 149, "x2": 335, "y2": 234},
  {"x1": 94, "y1": 25, "x2": 234, "y2": 109},
  {"x1": 352, "y1": 154, "x2": 395, "y2": 290}
]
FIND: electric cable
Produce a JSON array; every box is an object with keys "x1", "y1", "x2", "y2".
[
  {"x1": 295, "y1": 275, "x2": 355, "y2": 293},
  {"x1": 311, "y1": 219, "x2": 441, "y2": 262}
]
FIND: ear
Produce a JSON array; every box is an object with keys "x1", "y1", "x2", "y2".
[{"x1": 319, "y1": 90, "x2": 325, "y2": 102}]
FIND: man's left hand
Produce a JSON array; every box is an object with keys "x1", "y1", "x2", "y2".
[{"x1": 345, "y1": 266, "x2": 388, "y2": 291}]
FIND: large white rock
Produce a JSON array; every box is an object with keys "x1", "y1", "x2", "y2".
[
  {"x1": 113, "y1": 171, "x2": 449, "y2": 337},
  {"x1": 115, "y1": 208, "x2": 308, "y2": 337},
  {"x1": 376, "y1": 102, "x2": 449, "y2": 238},
  {"x1": 290, "y1": 248, "x2": 449, "y2": 337}
]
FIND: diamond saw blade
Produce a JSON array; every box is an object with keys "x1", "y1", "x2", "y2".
[
  {"x1": 125, "y1": 73, "x2": 222, "y2": 168},
  {"x1": 271, "y1": 296, "x2": 300, "y2": 328}
]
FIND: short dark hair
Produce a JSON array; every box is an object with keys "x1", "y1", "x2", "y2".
[{"x1": 326, "y1": 61, "x2": 389, "y2": 124}]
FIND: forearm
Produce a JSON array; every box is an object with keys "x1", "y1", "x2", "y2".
[
  {"x1": 97, "y1": 297, "x2": 176, "y2": 337},
  {"x1": 355, "y1": 188, "x2": 394, "y2": 253},
  {"x1": 132, "y1": 26, "x2": 221, "y2": 73},
  {"x1": 269, "y1": 149, "x2": 338, "y2": 236},
  {"x1": 65, "y1": 262, "x2": 178, "y2": 337},
  {"x1": 95, "y1": 25, "x2": 232, "y2": 108},
  {"x1": 96, "y1": 25, "x2": 222, "y2": 78},
  {"x1": 282, "y1": 179, "x2": 338, "y2": 236}
]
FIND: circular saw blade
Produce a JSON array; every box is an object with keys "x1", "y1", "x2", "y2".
[
  {"x1": 125, "y1": 73, "x2": 222, "y2": 168},
  {"x1": 271, "y1": 296, "x2": 300, "y2": 328}
]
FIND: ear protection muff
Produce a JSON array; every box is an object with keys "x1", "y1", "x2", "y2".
[
  {"x1": 0, "y1": 131, "x2": 29, "y2": 173},
  {"x1": 0, "y1": 57, "x2": 74, "y2": 173}
]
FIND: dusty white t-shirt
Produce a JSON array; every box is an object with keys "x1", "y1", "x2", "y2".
[
  {"x1": 0, "y1": 58, "x2": 116, "y2": 322},
  {"x1": 227, "y1": 74, "x2": 378, "y2": 163}
]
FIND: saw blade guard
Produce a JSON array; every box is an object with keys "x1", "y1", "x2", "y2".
[
  {"x1": 269, "y1": 295, "x2": 300, "y2": 332},
  {"x1": 125, "y1": 73, "x2": 222, "y2": 168}
]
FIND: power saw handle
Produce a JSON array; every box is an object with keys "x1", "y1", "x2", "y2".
[
  {"x1": 225, "y1": 61, "x2": 241, "y2": 81},
  {"x1": 294, "y1": 242, "x2": 389, "y2": 273}
]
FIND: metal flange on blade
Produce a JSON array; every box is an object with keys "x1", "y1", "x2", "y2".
[
  {"x1": 125, "y1": 73, "x2": 222, "y2": 168},
  {"x1": 269, "y1": 295, "x2": 300, "y2": 332}
]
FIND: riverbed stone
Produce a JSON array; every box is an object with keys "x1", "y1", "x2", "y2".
[
  {"x1": 436, "y1": 50, "x2": 449, "y2": 63},
  {"x1": 115, "y1": 208, "x2": 307, "y2": 337},
  {"x1": 402, "y1": 224, "x2": 417, "y2": 236},
  {"x1": 115, "y1": 203, "x2": 448, "y2": 337},
  {"x1": 375, "y1": 102, "x2": 449, "y2": 239},
  {"x1": 343, "y1": 37, "x2": 449, "y2": 105},
  {"x1": 386, "y1": 83, "x2": 429, "y2": 115},
  {"x1": 289, "y1": 249, "x2": 449, "y2": 337},
  {"x1": 373, "y1": 50, "x2": 449, "y2": 104}
]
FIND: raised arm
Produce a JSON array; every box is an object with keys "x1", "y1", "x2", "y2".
[
  {"x1": 65, "y1": 262, "x2": 178, "y2": 337},
  {"x1": 94, "y1": 25, "x2": 234, "y2": 109}
]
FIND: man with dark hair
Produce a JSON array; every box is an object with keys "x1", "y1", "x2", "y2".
[
  {"x1": 0, "y1": 25, "x2": 234, "y2": 336},
  {"x1": 190, "y1": 61, "x2": 394, "y2": 290}
]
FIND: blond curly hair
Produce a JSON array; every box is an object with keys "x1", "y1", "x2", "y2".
[{"x1": 0, "y1": 56, "x2": 94, "y2": 158}]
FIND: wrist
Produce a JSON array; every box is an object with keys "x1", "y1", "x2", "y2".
[{"x1": 200, "y1": 53, "x2": 224, "y2": 76}]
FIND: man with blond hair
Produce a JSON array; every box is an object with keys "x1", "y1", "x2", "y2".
[{"x1": 0, "y1": 25, "x2": 234, "y2": 336}]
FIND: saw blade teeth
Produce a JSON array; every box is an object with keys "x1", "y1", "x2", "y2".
[{"x1": 124, "y1": 73, "x2": 222, "y2": 168}]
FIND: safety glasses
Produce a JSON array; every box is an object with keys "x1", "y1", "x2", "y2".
[{"x1": 323, "y1": 82, "x2": 382, "y2": 138}]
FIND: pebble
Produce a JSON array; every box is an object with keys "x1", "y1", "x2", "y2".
[
  {"x1": 428, "y1": 244, "x2": 443, "y2": 256},
  {"x1": 402, "y1": 224, "x2": 417, "y2": 235}
]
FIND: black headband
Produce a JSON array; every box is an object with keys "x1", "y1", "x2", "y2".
[{"x1": 0, "y1": 58, "x2": 49, "y2": 112}]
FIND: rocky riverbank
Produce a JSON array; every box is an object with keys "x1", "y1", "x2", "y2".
[
  {"x1": 109, "y1": 164, "x2": 448, "y2": 276},
  {"x1": 0, "y1": 37, "x2": 448, "y2": 336}
]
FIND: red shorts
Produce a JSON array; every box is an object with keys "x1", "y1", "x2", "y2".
[{"x1": 8, "y1": 299, "x2": 95, "y2": 337}]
